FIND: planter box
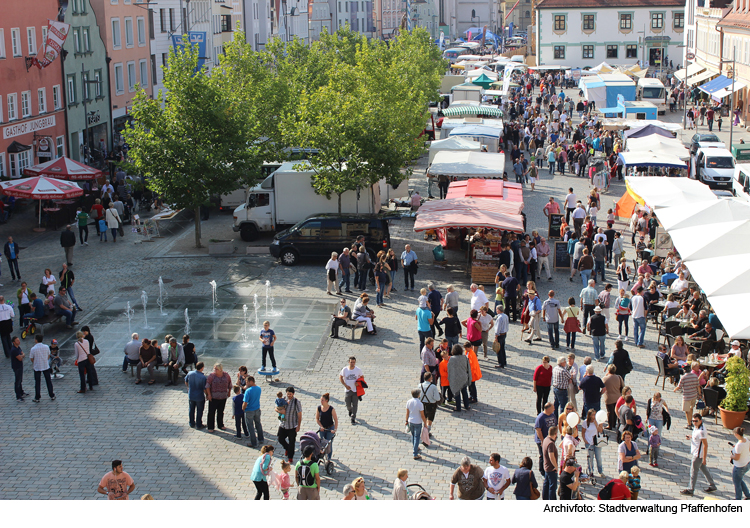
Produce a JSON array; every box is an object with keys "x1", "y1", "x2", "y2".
[{"x1": 208, "y1": 240, "x2": 235, "y2": 255}]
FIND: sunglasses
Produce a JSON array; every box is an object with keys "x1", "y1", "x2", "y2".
[{"x1": 692, "y1": 419, "x2": 701, "y2": 423}]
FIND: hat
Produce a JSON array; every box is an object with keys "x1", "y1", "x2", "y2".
[
  {"x1": 732, "y1": 340, "x2": 741, "y2": 347},
  {"x1": 594, "y1": 306, "x2": 602, "y2": 312},
  {"x1": 565, "y1": 459, "x2": 577, "y2": 467},
  {"x1": 51, "y1": 339, "x2": 58, "y2": 345},
  {"x1": 649, "y1": 425, "x2": 657, "y2": 434}
]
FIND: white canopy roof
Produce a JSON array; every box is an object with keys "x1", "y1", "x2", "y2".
[
  {"x1": 619, "y1": 151, "x2": 687, "y2": 168},
  {"x1": 686, "y1": 68, "x2": 719, "y2": 87},
  {"x1": 625, "y1": 176, "x2": 717, "y2": 209},
  {"x1": 656, "y1": 199, "x2": 750, "y2": 231},
  {"x1": 626, "y1": 136, "x2": 690, "y2": 160},
  {"x1": 673, "y1": 63, "x2": 706, "y2": 81},
  {"x1": 428, "y1": 151, "x2": 505, "y2": 178},
  {"x1": 669, "y1": 220, "x2": 750, "y2": 261},
  {"x1": 428, "y1": 137, "x2": 482, "y2": 164},
  {"x1": 714, "y1": 81, "x2": 747, "y2": 100}
]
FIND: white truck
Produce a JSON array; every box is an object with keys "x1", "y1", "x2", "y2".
[{"x1": 232, "y1": 161, "x2": 383, "y2": 241}]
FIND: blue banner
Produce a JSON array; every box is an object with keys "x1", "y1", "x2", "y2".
[{"x1": 171, "y1": 31, "x2": 208, "y2": 71}]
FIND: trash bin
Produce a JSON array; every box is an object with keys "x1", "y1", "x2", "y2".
[{"x1": 433, "y1": 245, "x2": 445, "y2": 262}]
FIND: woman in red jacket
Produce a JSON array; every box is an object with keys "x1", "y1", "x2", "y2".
[{"x1": 533, "y1": 356, "x2": 553, "y2": 414}]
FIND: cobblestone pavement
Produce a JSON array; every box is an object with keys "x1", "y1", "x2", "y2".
[{"x1": 0, "y1": 88, "x2": 746, "y2": 500}]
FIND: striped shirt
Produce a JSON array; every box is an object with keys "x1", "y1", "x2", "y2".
[
  {"x1": 282, "y1": 398, "x2": 302, "y2": 429},
  {"x1": 552, "y1": 365, "x2": 571, "y2": 390},
  {"x1": 678, "y1": 371, "x2": 700, "y2": 401},
  {"x1": 494, "y1": 312, "x2": 510, "y2": 335}
]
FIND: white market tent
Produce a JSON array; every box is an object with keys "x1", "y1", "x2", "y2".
[
  {"x1": 673, "y1": 63, "x2": 706, "y2": 82},
  {"x1": 448, "y1": 124, "x2": 503, "y2": 151},
  {"x1": 618, "y1": 151, "x2": 687, "y2": 168},
  {"x1": 656, "y1": 199, "x2": 750, "y2": 231},
  {"x1": 680, "y1": 256, "x2": 750, "y2": 297},
  {"x1": 603, "y1": 119, "x2": 683, "y2": 133},
  {"x1": 466, "y1": 68, "x2": 499, "y2": 80},
  {"x1": 428, "y1": 137, "x2": 482, "y2": 164},
  {"x1": 626, "y1": 136, "x2": 690, "y2": 160},
  {"x1": 428, "y1": 150, "x2": 505, "y2": 179},
  {"x1": 626, "y1": 176, "x2": 717, "y2": 209},
  {"x1": 669, "y1": 220, "x2": 750, "y2": 262}
]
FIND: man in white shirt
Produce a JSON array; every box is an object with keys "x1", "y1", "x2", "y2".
[
  {"x1": 631, "y1": 287, "x2": 646, "y2": 348},
  {"x1": 0, "y1": 295, "x2": 14, "y2": 358},
  {"x1": 483, "y1": 453, "x2": 510, "y2": 500},
  {"x1": 339, "y1": 356, "x2": 363, "y2": 425},
  {"x1": 572, "y1": 203, "x2": 587, "y2": 239},
  {"x1": 405, "y1": 389, "x2": 426, "y2": 460},
  {"x1": 470, "y1": 284, "x2": 490, "y2": 313},
  {"x1": 29, "y1": 334, "x2": 55, "y2": 402},
  {"x1": 564, "y1": 188, "x2": 577, "y2": 224},
  {"x1": 122, "y1": 332, "x2": 141, "y2": 372},
  {"x1": 418, "y1": 371, "x2": 442, "y2": 435},
  {"x1": 681, "y1": 414, "x2": 717, "y2": 495},
  {"x1": 671, "y1": 272, "x2": 690, "y2": 293}
]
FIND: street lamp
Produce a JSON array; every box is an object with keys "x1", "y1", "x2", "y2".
[
  {"x1": 720, "y1": 51, "x2": 737, "y2": 149},
  {"x1": 471, "y1": 10, "x2": 480, "y2": 32}
]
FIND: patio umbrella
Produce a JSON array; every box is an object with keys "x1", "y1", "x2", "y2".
[
  {"x1": 23, "y1": 156, "x2": 103, "y2": 180},
  {"x1": 0, "y1": 176, "x2": 84, "y2": 227},
  {"x1": 442, "y1": 105, "x2": 503, "y2": 118},
  {"x1": 490, "y1": 81, "x2": 520, "y2": 89}
]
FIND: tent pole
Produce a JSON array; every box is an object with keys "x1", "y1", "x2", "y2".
[{"x1": 39, "y1": 198, "x2": 42, "y2": 226}]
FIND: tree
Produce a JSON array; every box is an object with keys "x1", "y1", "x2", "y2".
[{"x1": 123, "y1": 40, "x2": 256, "y2": 248}]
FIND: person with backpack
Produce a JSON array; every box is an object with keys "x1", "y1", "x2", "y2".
[
  {"x1": 598, "y1": 471, "x2": 632, "y2": 500},
  {"x1": 418, "y1": 372, "x2": 441, "y2": 439},
  {"x1": 295, "y1": 445, "x2": 321, "y2": 500}
]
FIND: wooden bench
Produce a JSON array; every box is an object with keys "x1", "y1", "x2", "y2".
[
  {"x1": 343, "y1": 319, "x2": 367, "y2": 340},
  {"x1": 26, "y1": 313, "x2": 65, "y2": 336},
  {"x1": 129, "y1": 361, "x2": 167, "y2": 378}
]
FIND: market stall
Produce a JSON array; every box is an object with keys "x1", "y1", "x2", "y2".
[
  {"x1": 447, "y1": 125, "x2": 503, "y2": 152},
  {"x1": 428, "y1": 150, "x2": 505, "y2": 178},
  {"x1": 428, "y1": 137, "x2": 482, "y2": 164}
]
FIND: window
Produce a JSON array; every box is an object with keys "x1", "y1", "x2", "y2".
[
  {"x1": 114, "y1": 63, "x2": 124, "y2": 94},
  {"x1": 56, "y1": 136, "x2": 65, "y2": 158},
  {"x1": 137, "y1": 17, "x2": 146, "y2": 45},
  {"x1": 0, "y1": 29, "x2": 6, "y2": 58},
  {"x1": 652, "y1": 12, "x2": 664, "y2": 29},
  {"x1": 151, "y1": 54, "x2": 157, "y2": 83},
  {"x1": 625, "y1": 44, "x2": 637, "y2": 58},
  {"x1": 11, "y1": 28, "x2": 21, "y2": 56},
  {"x1": 554, "y1": 15, "x2": 565, "y2": 31},
  {"x1": 38, "y1": 88, "x2": 46, "y2": 113},
  {"x1": 10, "y1": 151, "x2": 31, "y2": 178},
  {"x1": 554, "y1": 45, "x2": 565, "y2": 59},
  {"x1": 160, "y1": 8, "x2": 167, "y2": 32},
  {"x1": 583, "y1": 44, "x2": 594, "y2": 59},
  {"x1": 26, "y1": 27, "x2": 36, "y2": 55},
  {"x1": 125, "y1": 18, "x2": 133, "y2": 47},
  {"x1": 674, "y1": 12, "x2": 684, "y2": 29},
  {"x1": 7, "y1": 93, "x2": 17, "y2": 120},
  {"x1": 53, "y1": 85, "x2": 61, "y2": 109},
  {"x1": 221, "y1": 14, "x2": 231, "y2": 32},
  {"x1": 94, "y1": 69, "x2": 102, "y2": 96},
  {"x1": 582, "y1": 14, "x2": 595, "y2": 31},
  {"x1": 82, "y1": 72, "x2": 89, "y2": 100},
  {"x1": 73, "y1": 28, "x2": 80, "y2": 53},
  {"x1": 127, "y1": 62, "x2": 136, "y2": 92},
  {"x1": 169, "y1": 8, "x2": 176, "y2": 31},
  {"x1": 112, "y1": 18, "x2": 121, "y2": 48},
  {"x1": 21, "y1": 91, "x2": 30, "y2": 117},
  {"x1": 139, "y1": 59, "x2": 148, "y2": 88},
  {"x1": 606, "y1": 45, "x2": 618, "y2": 59},
  {"x1": 148, "y1": 9, "x2": 155, "y2": 39},
  {"x1": 67, "y1": 74, "x2": 76, "y2": 103},
  {"x1": 161, "y1": 52, "x2": 168, "y2": 68},
  {"x1": 0, "y1": 154, "x2": 5, "y2": 178},
  {"x1": 82, "y1": 27, "x2": 90, "y2": 52},
  {"x1": 620, "y1": 13, "x2": 632, "y2": 30}
]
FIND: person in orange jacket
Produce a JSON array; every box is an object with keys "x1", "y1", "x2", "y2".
[
  {"x1": 438, "y1": 349, "x2": 452, "y2": 404},
  {"x1": 463, "y1": 340, "x2": 482, "y2": 404}
]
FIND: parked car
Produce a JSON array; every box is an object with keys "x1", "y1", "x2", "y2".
[
  {"x1": 689, "y1": 132, "x2": 723, "y2": 155},
  {"x1": 269, "y1": 214, "x2": 391, "y2": 266}
]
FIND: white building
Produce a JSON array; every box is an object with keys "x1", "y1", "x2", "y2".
[
  {"x1": 275, "y1": 0, "x2": 310, "y2": 44},
  {"x1": 149, "y1": 0, "x2": 211, "y2": 97},
  {"x1": 535, "y1": 0, "x2": 685, "y2": 70},
  {"x1": 243, "y1": 0, "x2": 272, "y2": 49},
  {"x1": 310, "y1": 1, "x2": 333, "y2": 41},
  {"x1": 454, "y1": 0, "x2": 502, "y2": 39},
  {"x1": 331, "y1": 0, "x2": 375, "y2": 35}
]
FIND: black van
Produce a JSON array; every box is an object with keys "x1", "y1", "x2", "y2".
[{"x1": 269, "y1": 214, "x2": 391, "y2": 266}]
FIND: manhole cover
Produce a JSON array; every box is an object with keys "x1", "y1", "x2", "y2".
[
  {"x1": 142, "y1": 390, "x2": 154, "y2": 395},
  {"x1": 172, "y1": 283, "x2": 193, "y2": 289},
  {"x1": 152, "y1": 278, "x2": 174, "y2": 284},
  {"x1": 119, "y1": 286, "x2": 139, "y2": 291},
  {"x1": 192, "y1": 271, "x2": 211, "y2": 276}
]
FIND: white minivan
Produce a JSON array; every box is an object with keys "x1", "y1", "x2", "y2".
[
  {"x1": 637, "y1": 78, "x2": 667, "y2": 114},
  {"x1": 690, "y1": 147, "x2": 735, "y2": 190},
  {"x1": 732, "y1": 163, "x2": 750, "y2": 201}
]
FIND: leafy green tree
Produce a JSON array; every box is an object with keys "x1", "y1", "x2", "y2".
[{"x1": 123, "y1": 40, "x2": 255, "y2": 247}]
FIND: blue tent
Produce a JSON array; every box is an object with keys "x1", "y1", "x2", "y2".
[{"x1": 699, "y1": 75, "x2": 733, "y2": 96}]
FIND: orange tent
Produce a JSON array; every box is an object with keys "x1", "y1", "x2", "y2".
[{"x1": 615, "y1": 192, "x2": 638, "y2": 219}]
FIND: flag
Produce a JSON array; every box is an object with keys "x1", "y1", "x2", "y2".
[
  {"x1": 31, "y1": 19, "x2": 70, "y2": 69},
  {"x1": 502, "y1": 64, "x2": 514, "y2": 95}
]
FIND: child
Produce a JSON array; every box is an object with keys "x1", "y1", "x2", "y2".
[
  {"x1": 98, "y1": 218, "x2": 107, "y2": 241},
  {"x1": 494, "y1": 284, "x2": 504, "y2": 312},
  {"x1": 563, "y1": 297, "x2": 581, "y2": 351},
  {"x1": 275, "y1": 391, "x2": 287, "y2": 423},
  {"x1": 438, "y1": 352, "x2": 452, "y2": 405},
  {"x1": 648, "y1": 425, "x2": 661, "y2": 467},
  {"x1": 259, "y1": 321, "x2": 277, "y2": 371},
  {"x1": 231, "y1": 385, "x2": 248, "y2": 439},
  {"x1": 627, "y1": 466, "x2": 641, "y2": 500},
  {"x1": 49, "y1": 339, "x2": 62, "y2": 376},
  {"x1": 418, "y1": 288, "x2": 428, "y2": 309},
  {"x1": 279, "y1": 460, "x2": 293, "y2": 500},
  {"x1": 606, "y1": 209, "x2": 615, "y2": 226}
]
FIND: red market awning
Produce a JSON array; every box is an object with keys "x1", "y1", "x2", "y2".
[
  {"x1": 445, "y1": 178, "x2": 524, "y2": 203},
  {"x1": 0, "y1": 176, "x2": 84, "y2": 200},
  {"x1": 24, "y1": 156, "x2": 102, "y2": 180},
  {"x1": 415, "y1": 198, "x2": 524, "y2": 233}
]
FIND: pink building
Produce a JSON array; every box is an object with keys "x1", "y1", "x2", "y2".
[{"x1": 0, "y1": 0, "x2": 69, "y2": 178}]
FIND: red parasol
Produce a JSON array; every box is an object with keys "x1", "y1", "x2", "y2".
[
  {"x1": 0, "y1": 176, "x2": 84, "y2": 227},
  {"x1": 23, "y1": 156, "x2": 103, "y2": 180}
]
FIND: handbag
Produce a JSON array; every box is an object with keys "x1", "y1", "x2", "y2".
[
  {"x1": 530, "y1": 477, "x2": 541, "y2": 500},
  {"x1": 91, "y1": 344, "x2": 101, "y2": 356},
  {"x1": 492, "y1": 339, "x2": 502, "y2": 353},
  {"x1": 695, "y1": 399, "x2": 706, "y2": 410},
  {"x1": 39, "y1": 282, "x2": 48, "y2": 296},
  {"x1": 327, "y1": 269, "x2": 336, "y2": 281}
]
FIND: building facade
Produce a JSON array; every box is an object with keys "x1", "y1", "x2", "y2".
[
  {"x1": 0, "y1": 0, "x2": 69, "y2": 178},
  {"x1": 535, "y1": 0, "x2": 685, "y2": 69},
  {"x1": 61, "y1": 0, "x2": 112, "y2": 165},
  {"x1": 309, "y1": 0, "x2": 333, "y2": 41},
  {"x1": 90, "y1": 0, "x2": 153, "y2": 150},
  {"x1": 717, "y1": 0, "x2": 750, "y2": 125},
  {"x1": 244, "y1": 0, "x2": 272, "y2": 49}
]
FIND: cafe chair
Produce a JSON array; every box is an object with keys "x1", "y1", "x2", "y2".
[
  {"x1": 702, "y1": 387, "x2": 720, "y2": 425},
  {"x1": 654, "y1": 355, "x2": 676, "y2": 390},
  {"x1": 665, "y1": 277, "x2": 677, "y2": 287}
]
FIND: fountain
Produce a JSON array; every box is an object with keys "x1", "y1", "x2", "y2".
[
  {"x1": 125, "y1": 301, "x2": 134, "y2": 335},
  {"x1": 264, "y1": 280, "x2": 280, "y2": 316},
  {"x1": 157, "y1": 276, "x2": 167, "y2": 315},
  {"x1": 252, "y1": 293, "x2": 260, "y2": 332},
  {"x1": 140, "y1": 290, "x2": 151, "y2": 329},
  {"x1": 241, "y1": 304, "x2": 250, "y2": 348},
  {"x1": 210, "y1": 280, "x2": 218, "y2": 315},
  {"x1": 184, "y1": 308, "x2": 191, "y2": 335}
]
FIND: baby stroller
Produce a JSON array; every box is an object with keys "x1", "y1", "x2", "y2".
[
  {"x1": 300, "y1": 431, "x2": 335, "y2": 475},
  {"x1": 407, "y1": 483, "x2": 435, "y2": 500}
]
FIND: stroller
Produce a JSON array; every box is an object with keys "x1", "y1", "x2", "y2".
[
  {"x1": 407, "y1": 483, "x2": 435, "y2": 500},
  {"x1": 300, "y1": 431, "x2": 335, "y2": 475}
]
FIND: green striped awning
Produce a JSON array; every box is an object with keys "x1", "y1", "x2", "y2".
[{"x1": 442, "y1": 105, "x2": 503, "y2": 118}]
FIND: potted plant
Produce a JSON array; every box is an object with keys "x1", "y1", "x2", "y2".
[{"x1": 719, "y1": 356, "x2": 750, "y2": 430}]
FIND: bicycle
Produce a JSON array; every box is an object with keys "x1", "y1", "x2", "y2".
[{"x1": 20, "y1": 316, "x2": 38, "y2": 339}]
